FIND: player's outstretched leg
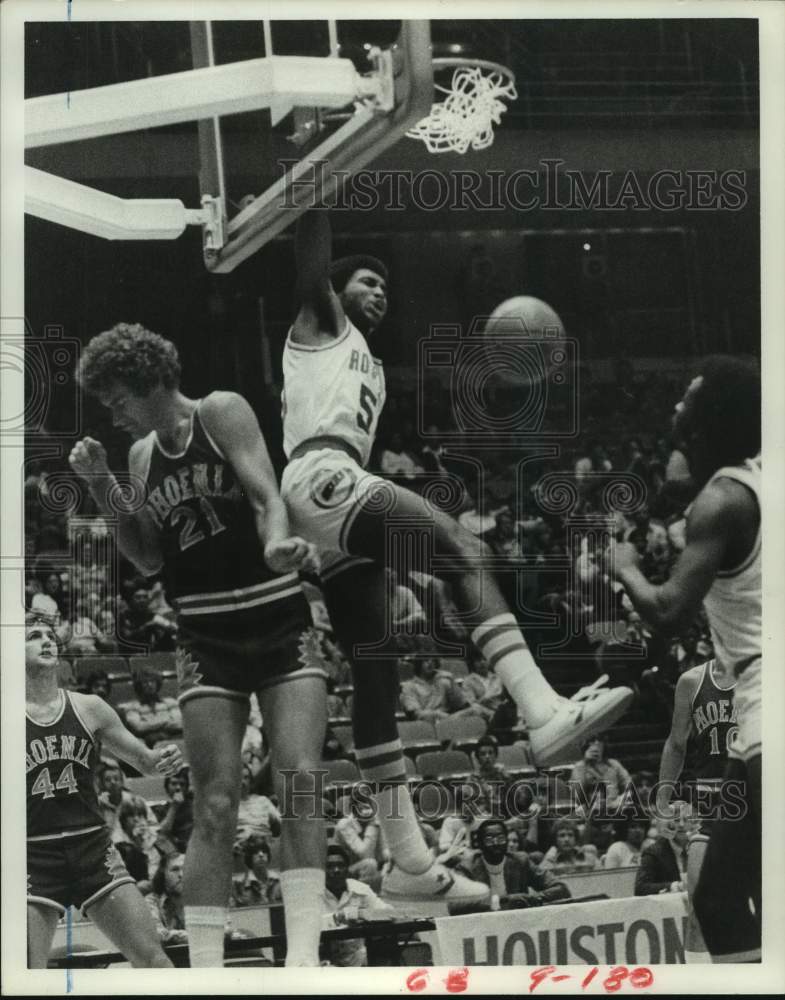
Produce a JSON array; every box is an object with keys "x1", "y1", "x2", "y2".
[
  {"x1": 27, "y1": 902, "x2": 61, "y2": 969},
  {"x1": 180, "y1": 696, "x2": 248, "y2": 967},
  {"x1": 87, "y1": 883, "x2": 174, "y2": 968},
  {"x1": 325, "y1": 564, "x2": 489, "y2": 904},
  {"x1": 346, "y1": 481, "x2": 633, "y2": 765},
  {"x1": 258, "y1": 673, "x2": 328, "y2": 967},
  {"x1": 692, "y1": 758, "x2": 761, "y2": 962}
]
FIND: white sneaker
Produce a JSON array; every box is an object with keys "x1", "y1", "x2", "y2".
[
  {"x1": 381, "y1": 862, "x2": 490, "y2": 904},
  {"x1": 528, "y1": 676, "x2": 634, "y2": 767}
]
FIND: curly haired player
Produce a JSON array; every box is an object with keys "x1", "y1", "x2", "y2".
[{"x1": 72, "y1": 324, "x2": 328, "y2": 967}]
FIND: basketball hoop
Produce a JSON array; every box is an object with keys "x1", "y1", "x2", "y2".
[{"x1": 407, "y1": 57, "x2": 517, "y2": 154}]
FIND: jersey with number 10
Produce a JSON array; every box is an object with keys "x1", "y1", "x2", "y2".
[
  {"x1": 282, "y1": 319, "x2": 386, "y2": 467},
  {"x1": 685, "y1": 659, "x2": 738, "y2": 785}
]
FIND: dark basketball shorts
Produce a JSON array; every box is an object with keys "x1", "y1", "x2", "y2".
[
  {"x1": 27, "y1": 826, "x2": 134, "y2": 916},
  {"x1": 175, "y1": 597, "x2": 329, "y2": 706}
]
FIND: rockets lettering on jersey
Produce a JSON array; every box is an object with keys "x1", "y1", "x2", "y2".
[{"x1": 26, "y1": 733, "x2": 93, "y2": 773}]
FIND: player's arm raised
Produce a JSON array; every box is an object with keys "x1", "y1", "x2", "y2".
[
  {"x1": 605, "y1": 483, "x2": 732, "y2": 635},
  {"x1": 291, "y1": 209, "x2": 345, "y2": 343},
  {"x1": 656, "y1": 667, "x2": 699, "y2": 813},
  {"x1": 199, "y1": 391, "x2": 317, "y2": 574},
  {"x1": 69, "y1": 437, "x2": 164, "y2": 577},
  {"x1": 79, "y1": 693, "x2": 183, "y2": 777}
]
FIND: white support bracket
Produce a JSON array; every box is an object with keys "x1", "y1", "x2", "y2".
[
  {"x1": 25, "y1": 166, "x2": 206, "y2": 240},
  {"x1": 200, "y1": 194, "x2": 227, "y2": 254},
  {"x1": 25, "y1": 56, "x2": 378, "y2": 148}
]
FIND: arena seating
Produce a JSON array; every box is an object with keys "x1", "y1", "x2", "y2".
[
  {"x1": 320, "y1": 758, "x2": 360, "y2": 794},
  {"x1": 397, "y1": 721, "x2": 442, "y2": 757},
  {"x1": 73, "y1": 655, "x2": 129, "y2": 681},
  {"x1": 434, "y1": 714, "x2": 487, "y2": 751},
  {"x1": 415, "y1": 750, "x2": 473, "y2": 782},
  {"x1": 497, "y1": 743, "x2": 536, "y2": 774}
]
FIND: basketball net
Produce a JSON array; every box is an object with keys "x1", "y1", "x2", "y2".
[{"x1": 407, "y1": 59, "x2": 517, "y2": 154}]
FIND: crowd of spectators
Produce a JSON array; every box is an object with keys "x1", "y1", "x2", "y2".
[{"x1": 68, "y1": 685, "x2": 686, "y2": 964}]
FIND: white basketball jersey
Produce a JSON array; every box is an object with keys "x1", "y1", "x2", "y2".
[
  {"x1": 702, "y1": 455, "x2": 761, "y2": 673},
  {"x1": 282, "y1": 319, "x2": 386, "y2": 467}
]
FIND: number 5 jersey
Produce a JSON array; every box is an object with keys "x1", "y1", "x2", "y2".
[{"x1": 282, "y1": 319, "x2": 386, "y2": 467}]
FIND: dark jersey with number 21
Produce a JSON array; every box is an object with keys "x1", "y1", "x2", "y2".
[{"x1": 139, "y1": 400, "x2": 301, "y2": 616}]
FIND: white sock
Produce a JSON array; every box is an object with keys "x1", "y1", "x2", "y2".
[
  {"x1": 355, "y1": 740, "x2": 433, "y2": 876},
  {"x1": 184, "y1": 905, "x2": 226, "y2": 967},
  {"x1": 279, "y1": 868, "x2": 325, "y2": 967},
  {"x1": 472, "y1": 613, "x2": 559, "y2": 729}
]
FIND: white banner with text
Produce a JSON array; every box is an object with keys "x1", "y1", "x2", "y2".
[{"x1": 432, "y1": 893, "x2": 688, "y2": 966}]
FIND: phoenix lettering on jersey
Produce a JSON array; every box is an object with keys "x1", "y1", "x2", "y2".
[
  {"x1": 26, "y1": 734, "x2": 93, "y2": 772},
  {"x1": 692, "y1": 699, "x2": 737, "y2": 734},
  {"x1": 348, "y1": 349, "x2": 383, "y2": 383},
  {"x1": 145, "y1": 462, "x2": 240, "y2": 527}
]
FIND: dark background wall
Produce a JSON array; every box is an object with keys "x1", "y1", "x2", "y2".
[{"x1": 24, "y1": 17, "x2": 760, "y2": 466}]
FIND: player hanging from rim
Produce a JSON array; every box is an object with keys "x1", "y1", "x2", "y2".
[
  {"x1": 279, "y1": 209, "x2": 633, "y2": 903},
  {"x1": 72, "y1": 324, "x2": 328, "y2": 967},
  {"x1": 26, "y1": 613, "x2": 183, "y2": 968},
  {"x1": 655, "y1": 656, "x2": 737, "y2": 958},
  {"x1": 606, "y1": 356, "x2": 761, "y2": 963}
]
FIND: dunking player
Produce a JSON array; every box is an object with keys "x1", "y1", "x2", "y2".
[
  {"x1": 606, "y1": 356, "x2": 761, "y2": 962},
  {"x1": 71, "y1": 324, "x2": 328, "y2": 967},
  {"x1": 26, "y1": 613, "x2": 182, "y2": 967},
  {"x1": 279, "y1": 210, "x2": 633, "y2": 902}
]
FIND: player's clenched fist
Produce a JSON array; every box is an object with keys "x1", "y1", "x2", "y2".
[
  {"x1": 69, "y1": 437, "x2": 110, "y2": 478},
  {"x1": 153, "y1": 743, "x2": 184, "y2": 777},
  {"x1": 265, "y1": 536, "x2": 320, "y2": 575}
]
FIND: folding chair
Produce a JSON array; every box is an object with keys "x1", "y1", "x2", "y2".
[
  {"x1": 321, "y1": 758, "x2": 360, "y2": 794},
  {"x1": 72, "y1": 655, "x2": 129, "y2": 683},
  {"x1": 435, "y1": 714, "x2": 487, "y2": 752},
  {"x1": 398, "y1": 720, "x2": 441, "y2": 756},
  {"x1": 415, "y1": 750, "x2": 472, "y2": 782},
  {"x1": 129, "y1": 651, "x2": 177, "y2": 676},
  {"x1": 497, "y1": 743, "x2": 537, "y2": 778}
]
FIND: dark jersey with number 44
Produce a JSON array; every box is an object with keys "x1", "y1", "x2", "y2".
[{"x1": 27, "y1": 691, "x2": 104, "y2": 839}]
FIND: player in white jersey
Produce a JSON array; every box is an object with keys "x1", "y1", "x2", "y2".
[
  {"x1": 606, "y1": 355, "x2": 761, "y2": 962},
  {"x1": 280, "y1": 210, "x2": 633, "y2": 903}
]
